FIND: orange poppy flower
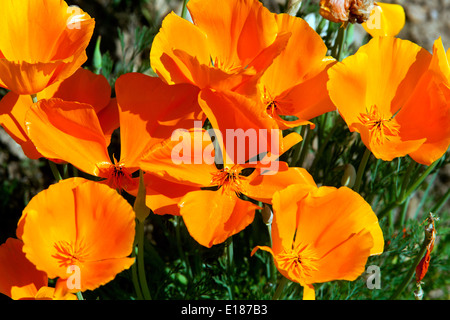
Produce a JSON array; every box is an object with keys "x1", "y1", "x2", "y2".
[
  {"x1": 140, "y1": 129, "x2": 316, "y2": 247},
  {"x1": 25, "y1": 72, "x2": 204, "y2": 191},
  {"x1": 150, "y1": 0, "x2": 290, "y2": 91},
  {"x1": 0, "y1": 237, "x2": 76, "y2": 300},
  {"x1": 362, "y1": 2, "x2": 405, "y2": 37},
  {"x1": 252, "y1": 13, "x2": 336, "y2": 130},
  {"x1": 16, "y1": 178, "x2": 136, "y2": 292},
  {"x1": 197, "y1": 88, "x2": 285, "y2": 166},
  {"x1": 0, "y1": 68, "x2": 119, "y2": 160},
  {"x1": 252, "y1": 185, "x2": 384, "y2": 300},
  {"x1": 0, "y1": 0, "x2": 95, "y2": 95},
  {"x1": 327, "y1": 36, "x2": 450, "y2": 165}
]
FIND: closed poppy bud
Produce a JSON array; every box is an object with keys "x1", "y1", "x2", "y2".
[
  {"x1": 0, "y1": 0, "x2": 95, "y2": 95},
  {"x1": 319, "y1": 0, "x2": 375, "y2": 24}
]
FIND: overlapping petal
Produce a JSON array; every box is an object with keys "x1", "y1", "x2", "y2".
[
  {"x1": 0, "y1": 0, "x2": 95, "y2": 94},
  {"x1": 327, "y1": 36, "x2": 450, "y2": 163},
  {"x1": 253, "y1": 184, "x2": 384, "y2": 299},
  {"x1": 18, "y1": 178, "x2": 136, "y2": 292},
  {"x1": 362, "y1": 2, "x2": 406, "y2": 37},
  {"x1": 150, "y1": 0, "x2": 290, "y2": 91}
]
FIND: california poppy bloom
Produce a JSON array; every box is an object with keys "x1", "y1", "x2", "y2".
[
  {"x1": 0, "y1": 237, "x2": 77, "y2": 300},
  {"x1": 327, "y1": 36, "x2": 450, "y2": 165},
  {"x1": 150, "y1": 0, "x2": 290, "y2": 91},
  {"x1": 140, "y1": 129, "x2": 316, "y2": 247},
  {"x1": 362, "y1": 2, "x2": 405, "y2": 37},
  {"x1": 16, "y1": 178, "x2": 136, "y2": 292},
  {"x1": 252, "y1": 13, "x2": 336, "y2": 130},
  {"x1": 25, "y1": 72, "x2": 204, "y2": 191},
  {"x1": 0, "y1": 68, "x2": 119, "y2": 160},
  {"x1": 0, "y1": 0, "x2": 95, "y2": 95},
  {"x1": 252, "y1": 185, "x2": 384, "y2": 300}
]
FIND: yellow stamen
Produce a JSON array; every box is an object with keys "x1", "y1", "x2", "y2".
[
  {"x1": 276, "y1": 244, "x2": 319, "y2": 285},
  {"x1": 210, "y1": 166, "x2": 245, "y2": 195},
  {"x1": 358, "y1": 105, "x2": 400, "y2": 145},
  {"x1": 53, "y1": 240, "x2": 87, "y2": 268}
]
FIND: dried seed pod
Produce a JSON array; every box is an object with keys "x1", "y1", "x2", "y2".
[{"x1": 319, "y1": 0, "x2": 375, "y2": 24}]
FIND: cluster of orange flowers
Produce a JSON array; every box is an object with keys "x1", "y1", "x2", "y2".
[{"x1": 0, "y1": 0, "x2": 448, "y2": 300}]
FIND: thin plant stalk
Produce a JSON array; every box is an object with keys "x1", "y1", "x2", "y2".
[
  {"x1": 136, "y1": 220, "x2": 152, "y2": 300},
  {"x1": 353, "y1": 147, "x2": 371, "y2": 193}
]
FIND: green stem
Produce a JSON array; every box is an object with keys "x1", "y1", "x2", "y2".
[
  {"x1": 131, "y1": 243, "x2": 144, "y2": 300},
  {"x1": 181, "y1": 0, "x2": 189, "y2": 19},
  {"x1": 310, "y1": 116, "x2": 340, "y2": 174},
  {"x1": 175, "y1": 216, "x2": 193, "y2": 281},
  {"x1": 136, "y1": 220, "x2": 152, "y2": 300},
  {"x1": 30, "y1": 94, "x2": 38, "y2": 104},
  {"x1": 76, "y1": 291, "x2": 84, "y2": 300},
  {"x1": 332, "y1": 25, "x2": 346, "y2": 61},
  {"x1": 390, "y1": 229, "x2": 430, "y2": 300},
  {"x1": 353, "y1": 148, "x2": 371, "y2": 193},
  {"x1": 431, "y1": 187, "x2": 450, "y2": 215},
  {"x1": 48, "y1": 161, "x2": 62, "y2": 181},
  {"x1": 225, "y1": 238, "x2": 235, "y2": 300},
  {"x1": 378, "y1": 159, "x2": 441, "y2": 220},
  {"x1": 272, "y1": 276, "x2": 288, "y2": 300}
]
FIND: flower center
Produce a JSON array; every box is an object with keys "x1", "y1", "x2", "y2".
[
  {"x1": 98, "y1": 161, "x2": 135, "y2": 192},
  {"x1": 53, "y1": 240, "x2": 87, "y2": 268},
  {"x1": 358, "y1": 105, "x2": 400, "y2": 145},
  {"x1": 275, "y1": 245, "x2": 319, "y2": 285},
  {"x1": 211, "y1": 56, "x2": 242, "y2": 73},
  {"x1": 210, "y1": 166, "x2": 245, "y2": 195}
]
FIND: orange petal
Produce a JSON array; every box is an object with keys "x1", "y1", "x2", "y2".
[
  {"x1": 259, "y1": 13, "x2": 328, "y2": 98},
  {"x1": 115, "y1": 72, "x2": 204, "y2": 169},
  {"x1": 328, "y1": 36, "x2": 433, "y2": 160},
  {"x1": 0, "y1": 238, "x2": 47, "y2": 300},
  {"x1": 271, "y1": 184, "x2": 316, "y2": 254},
  {"x1": 187, "y1": 0, "x2": 278, "y2": 72},
  {"x1": 127, "y1": 172, "x2": 199, "y2": 216},
  {"x1": 395, "y1": 39, "x2": 450, "y2": 165},
  {"x1": 0, "y1": 0, "x2": 94, "y2": 94},
  {"x1": 179, "y1": 190, "x2": 259, "y2": 247},
  {"x1": 20, "y1": 178, "x2": 136, "y2": 292},
  {"x1": 150, "y1": 12, "x2": 210, "y2": 86},
  {"x1": 244, "y1": 167, "x2": 317, "y2": 203},
  {"x1": 362, "y1": 2, "x2": 405, "y2": 37},
  {"x1": 25, "y1": 98, "x2": 111, "y2": 176},
  {"x1": 41, "y1": 68, "x2": 112, "y2": 114},
  {"x1": 140, "y1": 128, "x2": 218, "y2": 187},
  {"x1": 198, "y1": 88, "x2": 281, "y2": 166},
  {"x1": 0, "y1": 92, "x2": 42, "y2": 159}
]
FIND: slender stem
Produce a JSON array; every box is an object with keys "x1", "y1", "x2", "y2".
[
  {"x1": 175, "y1": 216, "x2": 192, "y2": 281},
  {"x1": 30, "y1": 94, "x2": 38, "y2": 104},
  {"x1": 131, "y1": 242, "x2": 144, "y2": 300},
  {"x1": 331, "y1": 25, "x2": 347, "y2": 61},
  {"x1": 378, "y1": 159, "x2": 441, "y2": 219},
  {"x1": 390, "y1": 231, "x2": 430, "y2": 300},
  {"x1": 310, "y1": 116, "x2": 340, "y2": 174},
  {"x1": 286, "y1": 0, "x2": 302, "y2": 16},
  {"x1": 76, "y1": 291, "x2": 84, "y2": 300},
  {"x1": 136, "y1": 220, "x2": 152, "y2": 300},
  {"x1": 399, "y1": 160, "x2": 416, "y2": 200},
  {"x1": 48, "y1": 161, "x2": 62, "y2": 181},
  {"x1": 272, "y1": 276, "x2": 289, "y2": 300},
  {"x1": 353, "y1": 148, "x2": 371, "y2": 193},
  {"x1": 181, "y1": 0, "x2": 189, "y2": 19},
  {"x1": 431, "y1": 187, "x2": 450, "y2": 215}
]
